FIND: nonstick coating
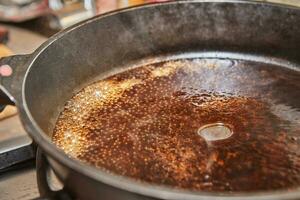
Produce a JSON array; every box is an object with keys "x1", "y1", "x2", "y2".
[{"x1": 1, "y1": 1, "x2": 300, "y2": 199}]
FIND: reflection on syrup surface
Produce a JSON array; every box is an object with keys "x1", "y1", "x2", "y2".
[{"x1": 53, "y1": 59, "x2": 300, "y2": 192}]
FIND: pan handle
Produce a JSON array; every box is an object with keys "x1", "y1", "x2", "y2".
[
  {"x1": 34, "y1": 148, "x2": 72, "y2": 200},
  {"x1": 0, "y1": 56, "x2": 70, "y2": 199},
  {"x1": 0, "y1": 54, "x2": 31, "y2": 106},
  {"x1": 0, "y1": 55, "x2": 37, "y2": 172}
]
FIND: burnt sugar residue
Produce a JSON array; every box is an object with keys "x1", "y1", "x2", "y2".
[{"x1": 52, "y1": 59, "x2": 300, "y2": 192}]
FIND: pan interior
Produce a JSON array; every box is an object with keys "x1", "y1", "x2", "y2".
[{"x1": 52, "y1": 57, "x2": 300, "y2": 193}]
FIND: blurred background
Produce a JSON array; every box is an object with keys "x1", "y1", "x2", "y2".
[
  {"x1": 0, "y1": 0, "x2": 169, "y2": 31},
  {"x1": 0, "y1": 0, "x2": 298, "y2": 40},
  {"x1": 0, "y1": 0, "x2": 172, "y2": 57},
  {"x1": 0, "y1": 0, "x2": 174, "y2": 56}
]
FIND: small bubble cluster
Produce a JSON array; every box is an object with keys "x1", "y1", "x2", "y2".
[{"x1": 53, "y1": 58, "x2": 300, "y2": 192}]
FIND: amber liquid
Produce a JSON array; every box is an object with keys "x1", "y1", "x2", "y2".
[{"x1": 53, "y1": 59, "x2": 300, "y2": 192}]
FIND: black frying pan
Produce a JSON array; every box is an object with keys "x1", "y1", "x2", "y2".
[{"x1": 0, "y1": 1, "x2": 300, "y2": 199}]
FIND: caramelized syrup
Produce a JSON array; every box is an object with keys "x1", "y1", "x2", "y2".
[{"x1": 53, "y1": 59, "x2": 300, "y2": 192}]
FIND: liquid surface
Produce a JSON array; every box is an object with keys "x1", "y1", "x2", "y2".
[{"x1": 53, "y1": 59, "x2": 300, "y2": 192}]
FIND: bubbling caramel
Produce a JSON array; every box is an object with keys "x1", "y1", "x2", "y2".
[{"x1": 53, "y1": 59, "x2": 300, "y2": 192}]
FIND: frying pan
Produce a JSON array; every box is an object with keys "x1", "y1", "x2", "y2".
[{"x1": 0, "y1": 0, "x2": 300, "y2": 199}]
